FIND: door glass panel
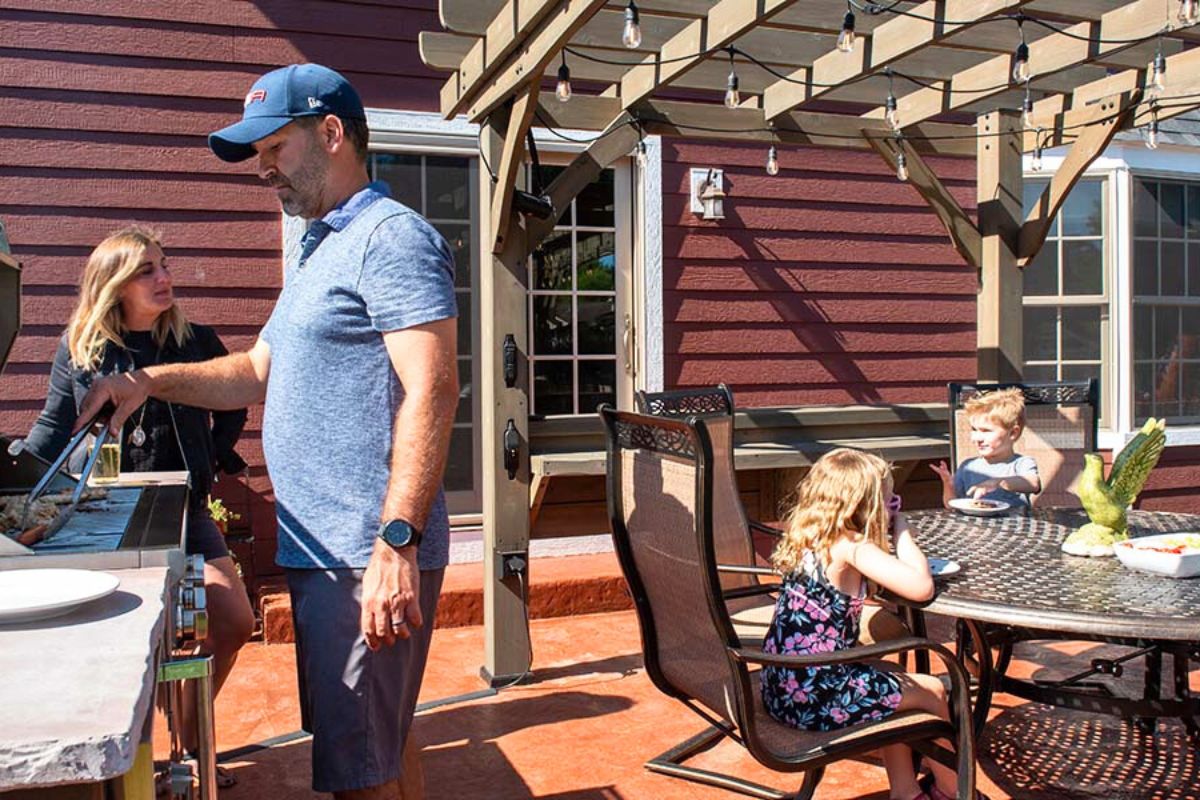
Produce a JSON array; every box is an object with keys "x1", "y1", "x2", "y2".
[
  {"x1": 533, "y1": 232, "x2": 572, "y2": 290},
  {"x1": 578, "y1": 297, "x2": 616, "y2": 354},
  {"x1": 576, "y1": 170, "x2": 615, "y2": 227},
  {"x1": 375, "y1": 154, "x2": 422, "y2": 211},
  {"x1": 427, "y1": 156, "x2": 471, "y2": 219},
  {"x1": 578, "y1": 360, "x2": 616, "y2": 414},
  {"x1": 534, "y1": 361, "x2": 573, "y2": 416},
  {"x1": 532, "y1": 296, "x2": 573, "y2": 355},
  {"x1": 576, "y1": 232, "x2": 616, "y2": 291}
]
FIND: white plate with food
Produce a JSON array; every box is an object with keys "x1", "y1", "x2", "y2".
[
  {"x1": 0, "y1": 569, "x2": 120, "y2": 624},
  {"x1": 1114, "y1": 533, "x2": 1200, "y2": 578},
  {"x1": 948, "y1": 498, "x2": 1012, "y2": 517},
  {"x1": 927, "y1": 557, "x2": 961, "y2": 577}
]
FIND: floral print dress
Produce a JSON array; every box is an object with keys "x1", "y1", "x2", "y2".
[{"x1": 761, "y1": 551, "x2": 903, "y2": 732}]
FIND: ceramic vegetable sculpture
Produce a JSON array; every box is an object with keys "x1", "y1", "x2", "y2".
[{"x1": 1062, "y1": 418, "x2": 1167, "y2": 557}]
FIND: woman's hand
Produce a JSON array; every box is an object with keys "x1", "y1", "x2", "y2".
[{"x1": 74, "y1": 370, "x2": 152, "y2": 437}]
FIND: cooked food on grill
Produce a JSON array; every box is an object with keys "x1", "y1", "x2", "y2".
[{"x1": 0, "y1": 495, "x2": 60, "y2": 535}]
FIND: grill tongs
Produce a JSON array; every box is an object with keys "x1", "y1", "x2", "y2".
[{"x1": 7, "y1": 402, "x2": 117, "y2": 545}]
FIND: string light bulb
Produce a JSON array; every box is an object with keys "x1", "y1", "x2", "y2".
[
  {"x1": 556, "y1": 53, "x2": 571, "y2": 103},
  {"x1": 1012, "y1": 20, "x2": 1030, "y2": 83},
  {"x1": 895, "y1": 150, "x2": 909, "y2": 182},
  {"x1": 884, "y1": 69, "x2": 900, "y2": 133},
  {"x1": 1146, "y1": 107, "x2": 1160, "y2": 150},
  {"x1": 724, "y1": 49, "x2": 740, "y2": 108},
  {"x1": 635, "y1": 140, "x2": 648, "y2": 168},
  {"x1": 622, "y1": 0, "x2": 643, "y2": 49},
  {"x1": 1022, "y1": 84, "x2": 1035, "y2": 129},
  {"x1": 837, "y1": 7, "x2": 856, "y2": 53},
  {"x1": 1031, "y1": 128, "x2": 1044, "y2": 172},
  {"x1": 1151, "y1": 48, "x2": 1167, "y2": 92},
  {"x1": 1180, "y1": 0, "x2": 1199, "y2": 24},
  {"x1": 766, "y1": 145, "x2": 779, "y2": 176}
]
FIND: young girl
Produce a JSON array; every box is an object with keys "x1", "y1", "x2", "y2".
[{"x1": 761, "y1": 448, "x2": 969, "y2": 800}]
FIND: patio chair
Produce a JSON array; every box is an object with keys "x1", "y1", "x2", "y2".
[
  {"x1": 600, "y1": 406, "x2": 976, "y2": 799},
  {"x1": 948, "y1": 379, "x2": 1099, "y2": 508},
  {"x1": 635, "y1": 385, "x2": 781, "y2": 644}
]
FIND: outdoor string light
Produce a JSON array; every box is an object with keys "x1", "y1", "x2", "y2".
[
  {"x1": 1031, "y1": 128, "x2": 1044, "y2": 171},
  {"x1": 884, "y1": 68, "x2": 901, "y2": 133},
  {"x1": 1012, "y1": 18, "x2": 1031, "y2": 83},
  {"x1": 724, "y1": 48, "x2": 740, "y2": 108},
  {"x1": 766, "y1": 144, "x2": 779, "y2": 176},
  {"x1": 1151, "y1": 45, "x2": 1167, "y2": 92},
  {"x1": 1145, "y1": 103, "x2": 1160, "y2": 149},
  {"x1": 622, "y1": 0, "x2": 643, "y2": 49},
  {"x1": 556, "y1": 52, "x2": 572, "y2": 102},
  {"x1": 837, "y1": 3, "x2": 856, "y2": 53},
  {"x1": 894, "y1": 136, "x2": 909, "y2": 182},
  {"x1": 1022, "y1": 83, "x2": 1035, "y2": 129},
  {"x1": 1181, "y1": 0, "x2": 1199, "y2": 24}
]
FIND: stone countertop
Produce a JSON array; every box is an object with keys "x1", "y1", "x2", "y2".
[{"x1": 0, "y1": 566, "x2": 169, "y2": 789}]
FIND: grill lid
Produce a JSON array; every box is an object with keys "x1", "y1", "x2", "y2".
[{"x1": 0, "y1": 241, "x2": 18, "y2": 377}]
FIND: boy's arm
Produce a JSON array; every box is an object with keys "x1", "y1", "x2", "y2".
[
  {"x1": 929, "y1": 460, "x2": 957, "y2": 509},
  {"x1": 965, "y1": 457, "x2": 1041, "y2": 498}
]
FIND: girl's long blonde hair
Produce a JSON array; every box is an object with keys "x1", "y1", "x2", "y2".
[
  {"x1": 65, "y1": 225, "x2": 190, "y2": 371},
  {"x1": 772, "y1": 447, "x2": 893, "y2": 575}
]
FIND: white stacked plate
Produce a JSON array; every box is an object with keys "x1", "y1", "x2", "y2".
[{"x1": 0, "y1": 568, "x2": 120, "y2": 624}]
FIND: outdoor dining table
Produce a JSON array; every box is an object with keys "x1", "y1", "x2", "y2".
[{"x1": 897, "y1": 507, "x2": 1200, "y2": 743}]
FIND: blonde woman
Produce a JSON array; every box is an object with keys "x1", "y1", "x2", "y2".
[
  {"x1": 762, "y1": 448, "x2": 975, "y2": 800},
  {"x1": 25, "y1": 226, "x2": 254, "y2": 789}
]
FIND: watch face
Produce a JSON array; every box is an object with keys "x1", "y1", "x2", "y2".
[{"x1": 379, "y1": 519, "x2": 417, "y2": 548}]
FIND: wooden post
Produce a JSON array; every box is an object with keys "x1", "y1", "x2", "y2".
[
  {"x1": 479, "y1": 107, "x2": 533, "y2": 686},
  {"x1": 975, "y1": 110, "x2": 1023, "y2": 383}
]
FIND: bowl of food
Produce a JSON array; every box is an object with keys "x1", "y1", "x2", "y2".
[
  {"x1": 947, "y1": 497, "x2": 1012, "y2": 517},
  {"x1": 1114, "y1": 533, "x2": 1200, "y2": 578}
]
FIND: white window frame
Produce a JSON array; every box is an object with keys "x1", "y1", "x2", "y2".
[{"x1": 1027, "y1": 139, "x2": 1200, "y2": 450}]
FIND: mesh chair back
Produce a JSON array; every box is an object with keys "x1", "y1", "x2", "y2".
[
  {"x1": 950, "y1": 381, "x2": 1098, "y2": 508},
  {"x1": 602, "y1": 408, "x2": 742, "y2": 724}
]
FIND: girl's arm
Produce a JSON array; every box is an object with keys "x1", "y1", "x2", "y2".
[{"x1": 845, "y1": 514, "x2": 935, "y2": 602}]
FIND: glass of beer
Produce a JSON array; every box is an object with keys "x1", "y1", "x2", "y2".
[{"x1": 89, "y1": 441, "x2": 121, "y2": 483}]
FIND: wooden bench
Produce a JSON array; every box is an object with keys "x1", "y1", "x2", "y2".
[{"x1": 529, "y1": 403, "x2": 951, "y2": 532}]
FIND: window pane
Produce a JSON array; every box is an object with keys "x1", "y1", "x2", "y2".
[
  {"x1": 1023, "y1": 364, "x2": 1057, "y2": 383},
  {"x1": 1161, "y1": 182, "x2": 1185, "y2": 239},
  {"x1": 456, "y1": 361, "x2": 473, "y2": 424},
  {"x1": 456, "y1": 293, "x2": 472, "y2": 353},
  {"x1": 1134, "y1": 305, "x2": 1153, "y2": 360},
  {"x1": 1190, "y1": 243, "x2": 1200, "y2": 297},
  {"x1": 533, "y1": 232, "x2": 572, "y2": 290},
  {"x1": 1134, "y1": 363, "x2": 1154, "y2": 422},
  {"x1": 1061, "y1": 306, "x2": 1101, "y2": 360},
  {"x1": 444, "y1": 427, "x2": 475, "y2": 492},
  {"x1": 1023, "y1": 182, "x2": 1056, "y2": 237},
  {"x1": 576, "y1": 170, "x2": 615, "y2": 227},
  {"x1": 1189, "y1": 185, "x2": 1200, "y2": 238},
  {"x1": 1183, "y1": 362, "x2": 1200, "y2": 417},
  {"x1": 1062, "y1": 180, "x2": 1102, "y2": 236},
  {"x1": 1162, "y1": 242, "x2": 1186, "y2": 296},
  {"x1": 1185, "y1": 306, "x2": 1200, "y2": 346},
  {"x1": 532, "y1": 295, "x2": 573, "y2": 355},
  {"x1": 1133, "y1": 179, "x2": 1157, "y2": 238},
  {"x1": 534, "y1": 361, "x2": 573, "y2": 416},
  {"x1": 1062, "y1": 240, "x2": 1103, "y2": 295},
  {"x1": 1023, "y1": 306, "x2": 1057, "y2": 362},
  {"x1": 436, "y1": 223, "x2": 472, "y2": 289},
  {"x1": 376, "y1": 153, "x2": 422, "y2": 211},
  {"x1": 578, "y1": 360, "x2": 616, "y2": 414},
  {"x1": 1023, "y1": 243, "x2": 1058, "y2": 296},
  {"x1": 425, "y1": 156, "x2": 471, "y2": 219},
  {"x1": 576, "y1": 231, "x2": 616, "y2": 291},
  {"x1": 578, "y1": 297, "x2": 615, "y2": 355},
  {"x1": 1133, "y1": 240, "x2": 1158, "y2": 296},
  {"x1": 1156, "y1": 306, "x2": 1180, "y2": 360}
]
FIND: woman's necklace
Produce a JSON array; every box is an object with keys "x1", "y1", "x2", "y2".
[{"x1": 127, "y1": 341, "x2": 161, "y2": 448}]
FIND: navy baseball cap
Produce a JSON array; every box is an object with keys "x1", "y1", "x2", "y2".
[{"x1": 208, "y1": 63, "x2": 366, "y2": 163}]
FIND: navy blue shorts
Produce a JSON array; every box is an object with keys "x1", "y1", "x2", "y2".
[{"x1": 287, "y1": 566, "x2": 444, "y2": 793}]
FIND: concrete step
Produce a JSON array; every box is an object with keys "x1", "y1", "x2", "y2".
[{"x1": 256, "y1": 552, "x2": 632, "y2": 644}]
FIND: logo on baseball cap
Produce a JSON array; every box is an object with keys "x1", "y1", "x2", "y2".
[{"x1": 208, "y1": 63, "x2": 366, "y2": 163}]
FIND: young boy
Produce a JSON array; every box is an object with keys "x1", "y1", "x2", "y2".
[{"x1": 931, "y1": 387, "x2": 1042, "y2": 508}]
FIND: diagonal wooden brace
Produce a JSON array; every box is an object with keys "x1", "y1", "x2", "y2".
[
  {"x1": 865, "y1": 132, "x2": 982, "y2": 269},
  {"x1": 1017, "y1": 91, "x2": 1139, "y2": 268},
  {"x1": 489, "y1": 83, "x2": 542, "y2": 254}
]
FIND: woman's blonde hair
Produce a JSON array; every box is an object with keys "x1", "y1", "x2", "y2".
[
  {"x1": 65, "y1": 225, "x2": 190, "y2": 371},
  {"x1": 772, "y1": 448, "x2": 893, "y2": 575}
]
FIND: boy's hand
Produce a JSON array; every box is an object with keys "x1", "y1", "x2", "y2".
[
  {"x1": 929, "y1": 461, "x2": 953, "y2": 485},
  {"x1": 967, "y1": 478, "x2": 1003, "y2": 498}
]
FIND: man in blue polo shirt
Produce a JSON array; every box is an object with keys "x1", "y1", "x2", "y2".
[{"x1": 77, "y1": 64, "x2": 458, "y2": 799}]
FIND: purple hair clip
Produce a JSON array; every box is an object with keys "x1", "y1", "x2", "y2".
[{"x1": 886, "y1": 494, "x2": 902, "y2": 512}]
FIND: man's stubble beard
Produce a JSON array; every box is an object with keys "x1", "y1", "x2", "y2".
[{"x1": 277, "y1": 134, "x2": 330, "y2": 219}]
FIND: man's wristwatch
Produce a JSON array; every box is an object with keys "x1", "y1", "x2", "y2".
[{"x1": 377, "y1": 518, "x2": 422, "y2": 550}]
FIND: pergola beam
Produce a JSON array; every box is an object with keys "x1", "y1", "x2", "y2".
[
  {"x1": 618, "y1": 0, "x2": 800, "y2": 110},
  {"x1": 489, "y1": 85, "x2": 543, "y2": 253},
  {"x1": 1018, "y1": 92, "x2": 1137, "y2": 265},
  {"x1": 762, "y1": 0, "x2": 1032, "y2": 121},
  {"x1": 865, "y1": 132, "x2": 983, "y2": 268},
  {"x1": 864, "y1": 0, "x2": 1182, "y2": 128}
]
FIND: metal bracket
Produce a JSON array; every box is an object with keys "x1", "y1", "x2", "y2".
[
  {"x1": 503, "y1": 419, "x2": 520, "y2": 480},
  {"x1": 502, "y1": 334, "x2": 518, "y2": 388}
]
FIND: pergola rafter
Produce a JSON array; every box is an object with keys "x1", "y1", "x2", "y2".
[{"x1": 421, "y1": 0, "x2": 1200, "y2": 685}]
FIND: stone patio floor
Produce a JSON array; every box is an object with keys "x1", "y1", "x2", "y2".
[{"x1": 165, "y1": 596, "x2": 1200, "y2": 800}]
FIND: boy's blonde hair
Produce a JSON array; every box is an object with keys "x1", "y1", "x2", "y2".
[
  {"x1": 963, "y1": 386, "x2": 1026, "y2": 431},
  {"x1": 66, "y1": 225, "x2": 191, "y2": 371},
  {"x1": 772, "y1": 448, "x2": 893, "y2": 575}
]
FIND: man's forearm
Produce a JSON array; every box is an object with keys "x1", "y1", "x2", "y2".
[
  {"x1": 141, "y1": 352, "x2": 266, "y2": 410},
  {"x1": 380, "y1": 384, "x2": 457, "y2": 532}
]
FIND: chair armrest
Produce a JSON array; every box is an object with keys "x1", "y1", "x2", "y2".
[
  {"x1": 722, "y1": 582, "x2": 781, "y2": 601},
  {"x1": 716, "y1": 563, "x2": 776, "y2": 576},
  {"x1": 730, "y1": 637, "x2": 973, "y2": 739},
  {"x1": 748, "y1": 520, "x2": 784, "y2": 538}
]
